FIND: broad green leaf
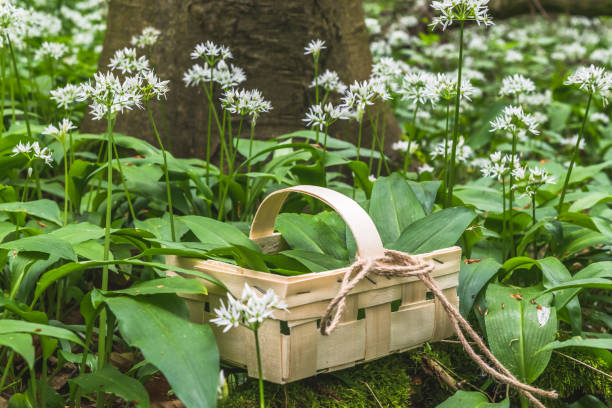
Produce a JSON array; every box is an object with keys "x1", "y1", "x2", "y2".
[
  {"x1": 369, "y1": 173, "x2": 425, "y2": 245},
  {"x1": 407, "y1": 180, "x2": 441, "y2": 215},
  {"x1": 47, "y1": 222, "x2": 104, "y2": 245},
  {"x1": 34, "y1": 259, "x2": 223, "y2": 304},
  {"x1": 485, "y1": 284, "x2": 556, "y2": 383},
  {"x1": 0, "y1": 295, "x2": 47, "y2": 323},
  {"x1": 538, "y1": 257, "x2": 582, "y2": 334},
  {"x1": 539, "y1": 337, "x2": 612, "y2": 353},
  {"x1": 102, "y1": 294, "x2": 219, "y2": 408},
  {"x1": 208, "y1": 245, "x2": 270, "y2": 272},
  {"x1": 8, "y1": 393, "x2": 32, "y2": 408},
  {"x1": 0, "y1": 235, "x2": 77, "y2": 261},
  {"x1": 180, "y1": 215, "x2": 259, "y2": 251},
  {"x1": 0, "y1": 199, "x2": 62, "y2": 225},
  {"x1": 105, "y1": 277, "x2": 207, "y2": 296},
  {"x1": 276, "y1": 213, "x2": 348, "y2": 261},
  {"x1": 69, "y1": 365, "x2": 150, "y2": 408},
  {"x1": 134, "y1": 214, "x2": 188, "y2": 241},
  {"x1": 569, "y1": 192, "x2": 612, "y2": 213},
  {"x1": 0, "y1": 333, "x2": 34, "y2": 369},
  {"x1": 390, "y1": 207, "x2": 476, "y2": 254},
  {"x1": 454, "y1": 185, "x2": 503, "y2": 214},
  {"x1": 458, "y1": 259, "x2": 500, "y2": 317},
  {"x1": 0, "y1": 320, "x2": 83, "y2": 346},
  {"x1": 281, "y1": 249, "x2": 347, "y2": 272},
  {"x1": 567, "y1": 395, "x2": 608, "y2": 408},
  {"x1": 541, "y1": 278, "x2": 612, "y2": 293},
  {"x1": 347, "y1": 161, "x2": 373, "y2": 198},
  {"x1": 436, "y1": 390, "x2": 509, "y2": 408}
]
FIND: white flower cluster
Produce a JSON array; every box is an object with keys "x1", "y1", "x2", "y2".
[
  {"x1": 211, "y1": 283, "x2": 288, "y2": 333},
  {"x1": 479, "y1": 151, "x2": 520, "y2": 181},
  {"x1": 304, "y1": 39, "x2": 326, "y2": 58},
  {"x1": 184, "y1": 60, "x2": 245, "y2": 90},
  {"x1": 499, "y1": 74, "x2": 535, "y2": 97},
  {"x1": 140, "y1": 70, "x2": 170, "y2": 101},
  {"x1": 50, "y1": 84, "x2": 81, "y2": 110},
  {"x1": 35, "y1": 42, "x2": 69, "y2": 61},
  {"x1": 11, "y1": 141, "x2": 53, "y2": 167},
  {"x1": 512, "y1": 166, "x2": 556, "y2": 197},
  {"x1": 490, "y1": 105, "x2": 540, "y2": 136},
  {"x1": 340, "y1": 80, "x2": 386, "y2": 120},
  {"x1": 131, "y1": 26, "x2": 161, "y2": 48},
  {"x1": 221, "y1": 88, "x2": 272, "y2": 122},
  {"x1": 430, "y1": 136, "x2": 473, "y2": 163},
  {"x1": 559, "y1": 134, "x2": 585, "y2": 151},
  {"x1": 428, "y1": 73, "x2": 478, "y2": 102},
  {"x1": 392, "y1": 140, "x2": 419, "y2": 154},
  {"x1": 0, "y1": 0, "x2": 27, "y2": 44},
  {"x1": 430, "y1": 0, "x2": 493, "y2": 31},
  {"x1": 310, "y1": 69, "x2": 346, "y2": 94},
  {"x1": 109, "y1": 47, "x2": 150, "y2": 74},
  {"x1": 42, "y1": 119, "x2": 76, "y2": 144},
  {"x1": 565, "y1": 65, "x2": 612, "y2": 105},
  {"x1": 399, "y1": 71, "x2": 438, "y2": 106},
  {"x1": 191, "y1": 40, "x2": 232, "y2": 63},
  {"x1": 78, "y1": 72, "x2": 143, "y2": 120},
  {"x1": 303, "y1": 102, "x2": 350, "y2": 131}
]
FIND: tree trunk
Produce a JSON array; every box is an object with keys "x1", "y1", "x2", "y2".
[
  {"x1": 87, "y1": 0, "x2": 401, "y2": 159},
  {"x1": 489, "y1": 0, "x2": 612, "y2": 18}
]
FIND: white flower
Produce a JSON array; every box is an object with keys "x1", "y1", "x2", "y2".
[
  {"x1": 427, "y1": 73, "x2": 478, "y2": 102},
  {"x1": 130, "y1": 26, "x2": 161, "y2": 48},
  {"x1": 372, "y1": 57, "x2": 404, "y2": 86},
  {"x1": 368, "y1": 174, "x2": 377, "y2": 182},
  {"x1": 221, "y1": 88, "x2": 272, "y2": 123},
  {"x1": 303, "y1": 102, "x2": 349, "y2": 131},
  {"x1": 43, "y1": 119, "x2": 76, "y2": 143},
  {"x1": 499, "y1": 74, "x2": 535, "y2": 97},
  {"x1": 183, "y1": 63, "x2": 213, "y2": 87},
  {"x1": 311, "y1": 69, "x2": 346, "y2": 94},
  {"x1": 50, "y1": 84, "x2": 81, "y2": 110},
  {"x1": 400, "y1": 71, "x2": 438, "y2": 106},
  {"x1": 505, "y1": 49, "x2": 523, "y2": 63},
  {"x1": 479, "y1": 152, "x2": 520, "y2": 182},
  {"x1": 387, "y1": 30, "x2": 412, "y2": 48},
  {"x1": 392, "y1": 140, "x2": 419, "y2": 153},
  {"x1": 430, "y1": 0, "x2": 493, "y2": 31},
  {"x1": 370, "y1": 40, "x2": 392, "y2": 58},
  {"x1": 11, "y1": 141, "x2": 53, "y2": 166},
  {"x1": 490, "y1": 105, "x2": 540, "y2": 136},
  {"x1": 518, "y1": 90, "x2": 552, "y2": 107},
  {"x1": 590, "y1": 112, "x2": 609, "y2": 124},
  {"x1": 0, "y1": 0, "x2": 27, "y2": 43},
  {"x1": 35, "y1": 42, "x2": 68, "y2": 61},
  {"x1": 430, "y1": 136, "x2": 472, "y2": 163},
  {"x1": 78, "y1": 71, "x2": 143, "y2": 120},
  {"x1": 211, "y1": 283, "x2": 287, "y2": 333},
  {"x1": 190, "y1": 41, "x2": 232, "y2": 62},
  {"x1": 340, "y1": 80, "x2": 377, "y2": 120},
  {"x1": 418, "y1": 163, "x2": 434, "y2": 173},
  {"x1": 214, "y1": 60, "x2": 246, "y2": 90},
  {"x1": 217, "y1": 370, "x2": 226, "y2": 398},
  {"x1": 139, "y1": 70, "x2": 169, "y2": 101},
  {"x1": 304, "y1": 39, "x2": 326, "y2": 58},
  {"x1": 565, "y1": 65, "x2": 612, "y2": 105},
  {"x1": 108, "y1": 48, "x2": 150, "y2": 74},
  {"x1": 365, "y1": 18, "x2": 381, "y2": 35},
  {"x1": 560, "y1": 134, "x2": 585, "y2": 150}
]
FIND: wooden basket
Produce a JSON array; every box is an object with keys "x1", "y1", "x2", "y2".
[{"x1": 167, "y1": 185, "x2": 461, "y2": 384}]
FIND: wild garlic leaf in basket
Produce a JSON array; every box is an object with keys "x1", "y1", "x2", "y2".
[
  {"x1": 369, "y1": 173, "x2": 425, "y2": 245},
  {"x1": 179, "y1": 215, "x2": 260, "y2": 252}
]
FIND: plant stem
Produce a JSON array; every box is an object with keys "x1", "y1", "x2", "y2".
[
  {"x1": 63, "y1": 143, "x2": 69, "y2": 225},
  {"x1": 404, "y1": 105, "x2": 419, "y2": 175},
  {"x1": 41, "y1": 353, "x2": 48, "y2": 408},
  {"x1": 509, "y1": 131, "x2": 517, "y2": 258},
  {"x1": 6, "y1": 35, "x2": 31, "y2": 139},
  {"x1": 111, "y1": 141, "x2": 136, "y2": 221},
  {"x1": 377, "y1": 113, "x2": 389, "y2": 177},
  {"x1": 443, "y1": 102, "x2": 451, "y2": 207},
  {"x1": 146, "y1": 101, "x2": 175, "y2": 241},
  {"x1": 1, "y1": 50, "x2": 5, "y2": 136},
  {"x1": 29, "y1": 367, "x2": 38, "y2": 406},
  {"x1": 254, "y1": 329, "x2": 265, "y2": 408},
  {"x1": 501, "y1": 179, "x2": 507, "y2": 261},
  {"x1": 356, "y1": 117, "x2": 363, "y2": 162},
  {"x1": 314, "y1": 56, "x2": 320, "y2": 144},
  {"x1": 447, "y1": 20, "x2": 465, "y2": 206},
  {"x1": 97, "y1": 111, "x2": 114, "y2": 408},
  {"x1": 205, "y1": 81, "x2": 213, "y2": 184},
  {"x1": 0, "y1": 352, "x2": 14, "y2": 392},
  {"x1": 557, "y1": 92, "x2": 592, "y2": 214},
  {"x1": 243, "y1": 121, "x2": 256, "y2": 219},
  {"x1": 531, "y1": 193, "x2": 537, "y2": 258},
  {"x1": 367, "y1": 108, "x2": 380, "y2": 173}
]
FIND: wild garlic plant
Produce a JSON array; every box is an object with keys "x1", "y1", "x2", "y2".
[
  {"x1": 305, "y1": 39, "x2": 327, "y2": 143},
  {"x1": 10, "y1": 141, "x2": 53, "y2": 203},
  {"x1": 489, "y1": 105, "x2": 540, "y2": 256},
  {"x1": 558, "y1": 65, "x2": 612, "y2": 213},
  {"x1": 211, "y1": 283, "x2": 288, "y2": 408},
  {"x1": 430, "y1": 0, "x2": 493, "y2": 206}
]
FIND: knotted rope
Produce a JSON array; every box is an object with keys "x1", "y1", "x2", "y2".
[{"x1": 319, "y1": 249, "x2": 557, "y2": 408}]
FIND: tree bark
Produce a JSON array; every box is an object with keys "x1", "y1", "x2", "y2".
[
  {"x1": 489, "y1": 0, "x2": 612, "y2": 18},
  {"x1": 87, "y1": 0, "x2": 401, "y2": 159}
]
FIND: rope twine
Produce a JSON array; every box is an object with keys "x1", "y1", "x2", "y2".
[{"x1": 319, "y1": 249, "x2": 558, "y2": 408}]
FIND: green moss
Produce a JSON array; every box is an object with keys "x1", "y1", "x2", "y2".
[{"x1": 534, "y1": 348, "x2": 612, "y2": 407}]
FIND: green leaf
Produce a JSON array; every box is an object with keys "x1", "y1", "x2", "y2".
[
  {"x1": 369, "y1": 173, "x2": 425, "y2": 245},
  {"x1": 276, "y1": 213, "x2": 348, "y2": 261},
  {"x1": 407, "y1": 180, "x2": 441, "y2": 215},
  {"x1": 454, "y1": 185, "x2": 503, "y2": 214},
  {"x1": 0, "y1": 320, "x2": 83, "y2": 346},
  {"x1": 347, "y1": 161, "x2": 373, "y2": 198},
  {"x1": 458, "y1": 259, "x2": 500, "y2": 317},
  {"x1": 47, "y1": 222, "x2": 104, "y2": 245},
  {"x1": 0, "y1": 333, "x2": 34, "y2": 369},
  {"x1": 105, "y1": 277, "x2": 207, "y2": 296},
  {"x1": 390, "y1": 207, "x2": 476, "y2": 254},
  {"x1": 8, "y1": 393, "x2": 32, "y2": 408},
  {"x1": 0, "y1": 199, "x2": 62, "y2": 225},
  {"x1": 102, "y1": 294, "x2": 219, "y2": 408},
  {"x1": 208, "y1": 245, "x2": 269, "y2": 272},
  {"x1": 485, "y1": 284, "x2": 556, "y2": 384},
  {"x1": 436, "y1": 390, "x2": 509, "y2": 407},
  {"x1": 69, "y1": 365, "x2": 150, "y2": 408},
  {"x1": 569, "y1": 192, "x2": 612, "y2": 213},
  {"x1": 538, "y1": 337, "x2": 612, "y2": 353},
  {"x1": 566, "y1": 395, "x2": 608, "y2": 408},
  {"x1": 180, "y1": 215, "x2": 259, "y2": 251},
  {"x1": 0, "y1": 234, "x2": 77, "y2": 261},
  {"x1": 281, "y1": 249, "x2": 347, "y2": 272}
]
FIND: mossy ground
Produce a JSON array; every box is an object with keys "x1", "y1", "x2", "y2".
[{"x1": 218, "y1": 343, "x2": 611, "y2": 407}]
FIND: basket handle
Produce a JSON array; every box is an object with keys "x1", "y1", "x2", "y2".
[{"x1": 249, "y1": 185, "x2": 384, "y2": 260}]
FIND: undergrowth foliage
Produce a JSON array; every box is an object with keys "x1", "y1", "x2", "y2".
[{"x1": 0, "y1": 0, "x2": 610, "y2": 407}]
